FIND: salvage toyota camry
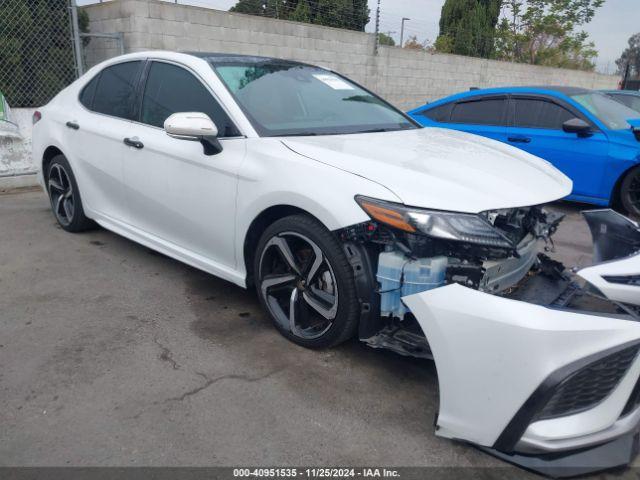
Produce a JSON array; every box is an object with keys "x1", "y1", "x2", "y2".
[{"x1": 32, "y1": 51, "x2": 640, "y2": 476}]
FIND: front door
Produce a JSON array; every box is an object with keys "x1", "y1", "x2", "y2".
[
  {"x1": 508, "y1": 96, "x2": 609, "y2": 201},
  {"x1": 123, "y1": 60, "x2": 245, "y2": 270}
]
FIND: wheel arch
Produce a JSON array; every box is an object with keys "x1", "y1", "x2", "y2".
[
  {"x1": 41, "y1": 145, "x2": 65, "y2": 182},
  {"x1": 242, "y1": 204, "x2": 324, "y2": 287},
  {"x1": 610, "y1": 162, "x2": 640, "y2": 209}
]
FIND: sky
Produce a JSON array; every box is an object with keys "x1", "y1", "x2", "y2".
[
  {"x1": 372, "y1": 0, "x2": 637, "y2": 74},
  {"x1": 79, "y1": 0, "x2": 637, "y2": 74}
]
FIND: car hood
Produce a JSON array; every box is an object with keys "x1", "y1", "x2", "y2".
[{"x1": 282, "y1": 128, "x2": 572, "y2": 213}]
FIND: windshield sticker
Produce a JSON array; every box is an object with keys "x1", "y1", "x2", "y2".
[{"x1": 313, "y1": 74, "x2": 354, "y2": 90}]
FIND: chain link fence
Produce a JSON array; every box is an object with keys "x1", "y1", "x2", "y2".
[{"x1": 0, "y1": 0, "x2": 81, "y2": 108}]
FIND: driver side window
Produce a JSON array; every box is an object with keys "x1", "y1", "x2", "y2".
[
  {"x1": 140, "y1": 61, "x2": 240, "y2": 137},
  {"x1": 512, "y1": 98, "x2": 575, "y2": 130}
]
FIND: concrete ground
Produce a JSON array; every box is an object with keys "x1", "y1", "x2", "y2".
[{"x1": 0, "y1": 190, "x2": 605, "y2": 472}]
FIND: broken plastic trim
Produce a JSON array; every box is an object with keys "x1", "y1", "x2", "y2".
[{"x1": 582, "y1": 209, "x2": 640, "y2": 263}]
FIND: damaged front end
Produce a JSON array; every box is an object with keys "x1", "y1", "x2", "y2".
[{"x1": 339, "y1": 202, "x2": 640, "y2": 477}]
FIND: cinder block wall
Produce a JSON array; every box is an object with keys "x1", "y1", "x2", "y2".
[{"x1": 84, "y1": 0, "x2": 618, "y2": 111}]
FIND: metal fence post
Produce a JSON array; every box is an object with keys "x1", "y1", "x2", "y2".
[
  {"x1": 374, "y1": 0, "x2": 381, "y2": 55},
  {"x1": 70, "y1": 0, "x2": 84, "y2": 77}
]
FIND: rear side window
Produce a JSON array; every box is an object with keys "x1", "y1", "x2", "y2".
[
  {"x1": 140, "y1": 62, "x2": 239, "y2": 137},
  {"x1": 421, "y1": 103, "x2": 452, "y2": 122},
  {"x1": 513, "y1": 98, "x2": 575, "y2": 129},
  {"x1": 450, "y1": 97, "x2": 507, "y2": 125},
  {"x1": 79, "y1": 74, "x2": 99, "y2": 109},
  {"x1": 92, "y1": 61, "x2": 143, "y2": 120}
]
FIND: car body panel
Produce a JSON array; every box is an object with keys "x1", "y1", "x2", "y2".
[
  {"x1": 282, "y1": 127, "x2": 572, "y2": 213},
  {"x1": 578, "y1": 254, "x2": 640, "y2": 307},
  {"x1": 403, "y1": 282, "x2": 640, "y2": 447},
  {"x1": 409, "y1": 87, "x2": 640, "y2": 206}
]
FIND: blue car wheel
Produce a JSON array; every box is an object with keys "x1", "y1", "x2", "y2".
[{"x1": 621, "y1": 166, "x2": 640, "y2": 217}]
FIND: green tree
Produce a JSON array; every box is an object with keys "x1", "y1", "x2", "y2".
[
  {"x1": 229, "y1": 0, "x2": 368, "y2": 31},
  {"x1": 435, "y1": 0, "x2": 502, "y2": 58},
  {"x1": 494, "y1": 0, "x2": 603, "y2": 71},
  {"x1": 315, "y1": 0, "x2": 352, "y2": 29},
  {"x1": 377, "y1": 32, "x2": 395, "y2": 46},
  {"x1": 230, "y1": 0, "x2": 268, "y2": 15},
  {"x1": 0, "y1": 0, "x2": 77, "y2": 107},
  {"x1": 616, "y1": 32, "x2": 640, "y2": 76},
  {"x1": 348, "y1": 0, "x2": 369, "y2": 31},
  {"x1": 289, "y1": 0, "x2": 312, "y2": 22}
]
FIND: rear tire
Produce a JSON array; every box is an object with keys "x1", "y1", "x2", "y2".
[
  {"x1": 254, "y1": 214, "x2": 360, "y2": 348},
  {"x1": 620, "y1": 166, "x2": 640, "y2": 219},
  {"x1": 46, "y1": 154, "x2": 94, "y2": 232}
]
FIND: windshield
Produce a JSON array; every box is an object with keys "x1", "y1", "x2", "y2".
[
  {"x1": 570, "y1": 92, "x2": 639, "y2": 130},
  {"x1": 212, "y1": 61, "x2": 417, "y2": 137}
]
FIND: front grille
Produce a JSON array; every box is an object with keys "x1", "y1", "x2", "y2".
[{"x1": 536, "y1": 345, "x2": 639, "y2": 421}]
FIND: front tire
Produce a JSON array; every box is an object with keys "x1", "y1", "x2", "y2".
[
  {"x1": 46, "y1": 154, "x2": 93, "y2": 232},
  {"x1": 254, "y1": 215, "x2": 360, "y2": 348}
]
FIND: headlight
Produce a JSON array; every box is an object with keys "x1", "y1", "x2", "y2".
[{"x1": 355, "y1": 196, "x2": 514, "y2": 248}]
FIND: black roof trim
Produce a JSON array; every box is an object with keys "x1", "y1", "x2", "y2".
[{"x1": 184, "y1": 51, "x2": 310, "y2": 67}]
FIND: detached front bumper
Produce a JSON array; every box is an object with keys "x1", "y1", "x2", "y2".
[{"x1": 402, "y1": 210, "x2": 640, "y2": 477}]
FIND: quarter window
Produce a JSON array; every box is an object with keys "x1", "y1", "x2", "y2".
[
  {"x1": 140, "y1": 62, "x2": 239, "y2": 137},
  {"x1": 421, "y1": 103, "x2": 452, "y2": 122},
  {"x1": 91, "y1": 61, "x2": 142, "y2": 120},
  {"x1": 450, "y1": 98, "x2": 507, "y2": 125},
  {"x1": 513, "y1": 98, "x2": 575, "y2": 129},
  {"x1": 79, "y1": 74, "x2": 99, "y2": 109}
]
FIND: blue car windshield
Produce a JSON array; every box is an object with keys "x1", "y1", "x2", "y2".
[
  {"x1": 570, "y1": 92, "x2": 639, "y2": 130},
  {"x1": 213, "y1": 61, "x2": 417, "y2": 137}
]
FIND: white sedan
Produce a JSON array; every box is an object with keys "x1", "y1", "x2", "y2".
[{"x1": 32, "y1": 51, "x2": 640, "y2": 476}]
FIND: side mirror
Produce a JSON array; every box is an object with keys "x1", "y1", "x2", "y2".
[
  {"x1": 562, "y1": 118, "x2": 592, "y2": 137},
  {"x1": 164, "y1": 112, "x2": 222, "y2": 155}
]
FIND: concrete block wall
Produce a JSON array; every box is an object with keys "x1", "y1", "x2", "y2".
[
  {"x1": 83, "y1": 0, "x2": 377, "y2": 90},
  {"x1": 83, "y1": 0, "x2": 618, "y2": 111},
  {"x1": 0, "y1": 108, "x2": 38, "y2": 189}
]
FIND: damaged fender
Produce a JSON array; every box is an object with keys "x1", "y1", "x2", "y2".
[{"x1": 402, "y1": 284, "x2": 640, "y2": 450}]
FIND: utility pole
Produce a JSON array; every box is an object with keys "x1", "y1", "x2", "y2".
[
  {"x1": 400, "y1": 17, "x2": 410, "y2": 48},
  {"x1": 374, "y1": 0, "x2": 381, "y2": 55}
]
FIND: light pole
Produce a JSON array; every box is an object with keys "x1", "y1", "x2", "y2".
[{"x1": 400, "y1": 17, "x2": 410, "y2": 47}]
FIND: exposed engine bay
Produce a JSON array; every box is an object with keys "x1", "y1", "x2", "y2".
[{"x1": 338, "y1": 206, "x2": 640, "y2": 361}]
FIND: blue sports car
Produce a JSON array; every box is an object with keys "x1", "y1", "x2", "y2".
[{"x1": 408, "y1": 87, "x2": 640, "y2": 215}]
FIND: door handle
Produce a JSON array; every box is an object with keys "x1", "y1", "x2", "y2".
[
  {"x1": 123, "y1": 137, "x2": 144, "y2": 149},
  {"x1": 65, "y1": 121, "x2": 79, "y2": 130},
  {"x1": 508, "y1": 136, "x2": 531, "y2": 143}
]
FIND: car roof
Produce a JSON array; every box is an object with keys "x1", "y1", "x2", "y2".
[
  {"x1": 450, "y1": 85, "x2": 590, "y2": 96},
  {"x1": 408, "y1": 85, "x2": 593, "y2": 113},
  {"x1": 185, "y1": 51, "x2": 310, "y2": 67},
  {"x1": 601, "y1": 89, "x2": 640, "y2": 96}
]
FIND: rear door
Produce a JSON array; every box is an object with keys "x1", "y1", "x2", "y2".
[
  {"x1": 71, "y1": 61, "x2": 144, "y2": 222},
  {"x1": 508, "y1": 95, "x2": 609, "y2": 200},
  {"x1": 440, "y1": 95, "x2": 510, "y2": 143}
]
